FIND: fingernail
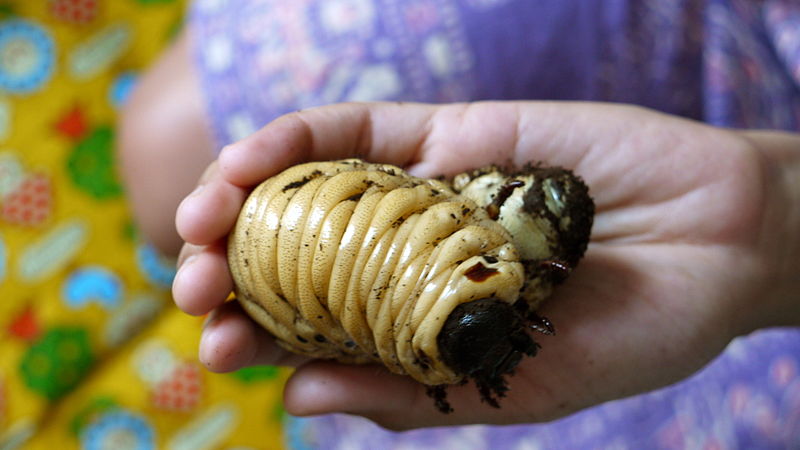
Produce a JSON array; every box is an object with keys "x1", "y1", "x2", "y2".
[
  {"x1": 177, "y1": 252, "x2": 197, "y2": 270},
  {"x1": 202, "y1": 310, "x2": 219, "y2": 330},
  {"x1": 188, "y1": 183, "x2": 206, "y2": 198},
  {"x1": 199, "y1": 327, "x2": 215, "y2": 367}
]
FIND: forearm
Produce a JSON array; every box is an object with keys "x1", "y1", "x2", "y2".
[{"x1": 740, "y1": 130, "x2": 800, "y2": 328}]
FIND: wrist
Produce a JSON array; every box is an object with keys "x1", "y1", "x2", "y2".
[{"x1": 739, "y1": 130, "x2": 800, "y2": 330}]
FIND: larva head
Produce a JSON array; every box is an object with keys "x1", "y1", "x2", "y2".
[{"x1": 437, "y1": 298, "x2": 538, "y2": 408}]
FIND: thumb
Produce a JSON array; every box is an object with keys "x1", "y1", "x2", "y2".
[
  {"x1": 284, "y1": 361, "x2": 459, "y2": 430},
  {"x1": 282, "y1": 360, "x2": 520, "y2": 430}
]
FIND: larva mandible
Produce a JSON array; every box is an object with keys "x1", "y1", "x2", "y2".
[{"x1": 228, "y1": 159, "x2": 594, "y2": 412}]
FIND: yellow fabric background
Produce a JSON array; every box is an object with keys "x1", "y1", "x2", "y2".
[{"x1": 0, "y1": 1, "x2": 288, "y2": 448}]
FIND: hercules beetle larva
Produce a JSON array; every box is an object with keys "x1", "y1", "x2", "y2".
[{"x1": 228, "y1": 159, "x2": 594, "y2": 413}]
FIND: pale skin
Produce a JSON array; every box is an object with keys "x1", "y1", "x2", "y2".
[{"x1": 159, "y1": 101, "x2": 800, "y2": 430}]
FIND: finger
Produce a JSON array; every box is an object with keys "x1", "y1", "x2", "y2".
[
  {"x1": 199, "y1": 301, "x2": 310, "y2": 372},
  {"x1": 172, "y1": 241, "x2": 232, "y2": 316},
  {"x1": 283, "y1": 361, "x2": 524, "y2": 430},
  {"x1": 175, "y1": 174, "x2": 248, "y2": 245},
  {"x1": 176, "y1": 242, "x2": 203, "y2": 268},
  {"x1": 219, "y1": 101, "x2": 743, "y2": 214},
  {"x1": 197, "y1": 160, "x2": 221, "y2": 185},
  {"x1": 218, "y1": 102, "x2": 438, "y2": 187},
  {"x1": 216, "y1": 101, "x2": 613, "y2": 187},
  {"x1": 283, "y1": 360, "x2": 424, "y2": 428}
]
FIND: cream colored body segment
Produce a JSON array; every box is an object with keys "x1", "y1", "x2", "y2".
[{"x1": 228, "y1": 160, "x2": 532, "y2": 383}]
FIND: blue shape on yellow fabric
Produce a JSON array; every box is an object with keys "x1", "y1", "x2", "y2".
[
  {"x1": 109, "y1": 71, "x2": 138, "y2": 109},
  {"x1": 136, "y1": 243, "x2": 176, "y2": 288},
  {"x1": 0, "y1": 19, "x2": 55, "y2": 94},
  {"x1": 81, "y1": 410, "x2": 155, "y2": 450},
  {"x1": 63, "y1": 266, "x2": 124, "y2": 309},
  {"x1": 0, "y1": 234, "x2": 6, "y2": 282}
]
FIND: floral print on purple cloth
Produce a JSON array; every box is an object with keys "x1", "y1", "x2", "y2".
[
  {"x1": 191, "y1": 0, "x2": 799, "y2": 153},
  {"x1": 282, "y1": 332, "x2": 800, "y2": 450},
  {"x1": 703, "y1": 0, "x2": 800, "y2": 129}
]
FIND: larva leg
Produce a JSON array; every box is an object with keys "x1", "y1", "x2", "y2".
[{"x1": 527, "y1": 311, "x2": 556, "y2": 335}]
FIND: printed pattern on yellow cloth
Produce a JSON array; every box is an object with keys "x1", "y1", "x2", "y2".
[{"x1": 0, "y1": 2, "x2": 288, "y2": 448}]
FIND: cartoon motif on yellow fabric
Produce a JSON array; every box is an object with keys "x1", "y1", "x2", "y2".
[
  {"x1": 0, "y1": 20, "x2": 55, "y2": 94},
  {"x1": 1, "y1": 2, "x2": 289, "y2": 448}
]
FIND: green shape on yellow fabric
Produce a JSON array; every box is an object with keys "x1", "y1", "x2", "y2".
[
  {"x1": 19, "y1": 326, "x2": 95, "y2": 401},
  {"x1": 123, "y1": 219, "x2": 138, "y2": 241},
  {"x1": 165, "y1": 15, "x2": 184, "y2": 41},
  {"x1": 70, "y1": 396, "x2": 120, "y2": 436},
  {"x1": 0, "y1": 4, "x2": 15, "y2": 18},
  {"x1": 67, "y1": 126, "x2": 123, "y2": 199},
  {"x1": 230, "y1": 365, "x2": 280, "y2": 383},
  {"x1": 273, "y1": 401, "x2": 286, "y2": 423}
]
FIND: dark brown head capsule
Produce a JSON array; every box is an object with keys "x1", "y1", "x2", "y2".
[{"x1": 436, "y1": 298, "x2": 539, "y2": 411}]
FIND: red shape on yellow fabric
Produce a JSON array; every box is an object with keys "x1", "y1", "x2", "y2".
[
  {"x1": 55, "y1": 105, "x2": 89, "y2": 140},
  {"x1": 50, "y1": 0, "x2": 98, "y2": 25},
  {"x1": 8, "y1": 305, "x2": 41, "y2": 341},
  {"x1": 151, "y1": 362, "x2": 203, "y2": 412},
  {"x1": 2, "y1": 173, "x2": 52, "y2": 226}
]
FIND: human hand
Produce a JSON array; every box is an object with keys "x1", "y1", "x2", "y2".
[{"x1": 172, "y1": 102, "x2": 799, "y2": 430}]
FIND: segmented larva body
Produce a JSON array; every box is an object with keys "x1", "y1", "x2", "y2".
[{"x1": 228, "y1": 159, "x2": 593, "y2": 408}]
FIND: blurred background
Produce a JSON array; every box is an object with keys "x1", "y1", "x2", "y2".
[{"x1": 0, "y1": 1, "x2": 288, "y2": 448}]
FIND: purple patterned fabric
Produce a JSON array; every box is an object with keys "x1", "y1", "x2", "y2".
[
  {"x1": 188, "y1": 0, "x2": 800, "y2": 448},
  {"x1": 283, "y1": 330, "x2": 800, "y2": 449}
]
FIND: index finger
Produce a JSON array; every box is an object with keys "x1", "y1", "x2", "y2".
[{"x1": 217, "y1": 102, "x2": 439, "y2": 187}]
